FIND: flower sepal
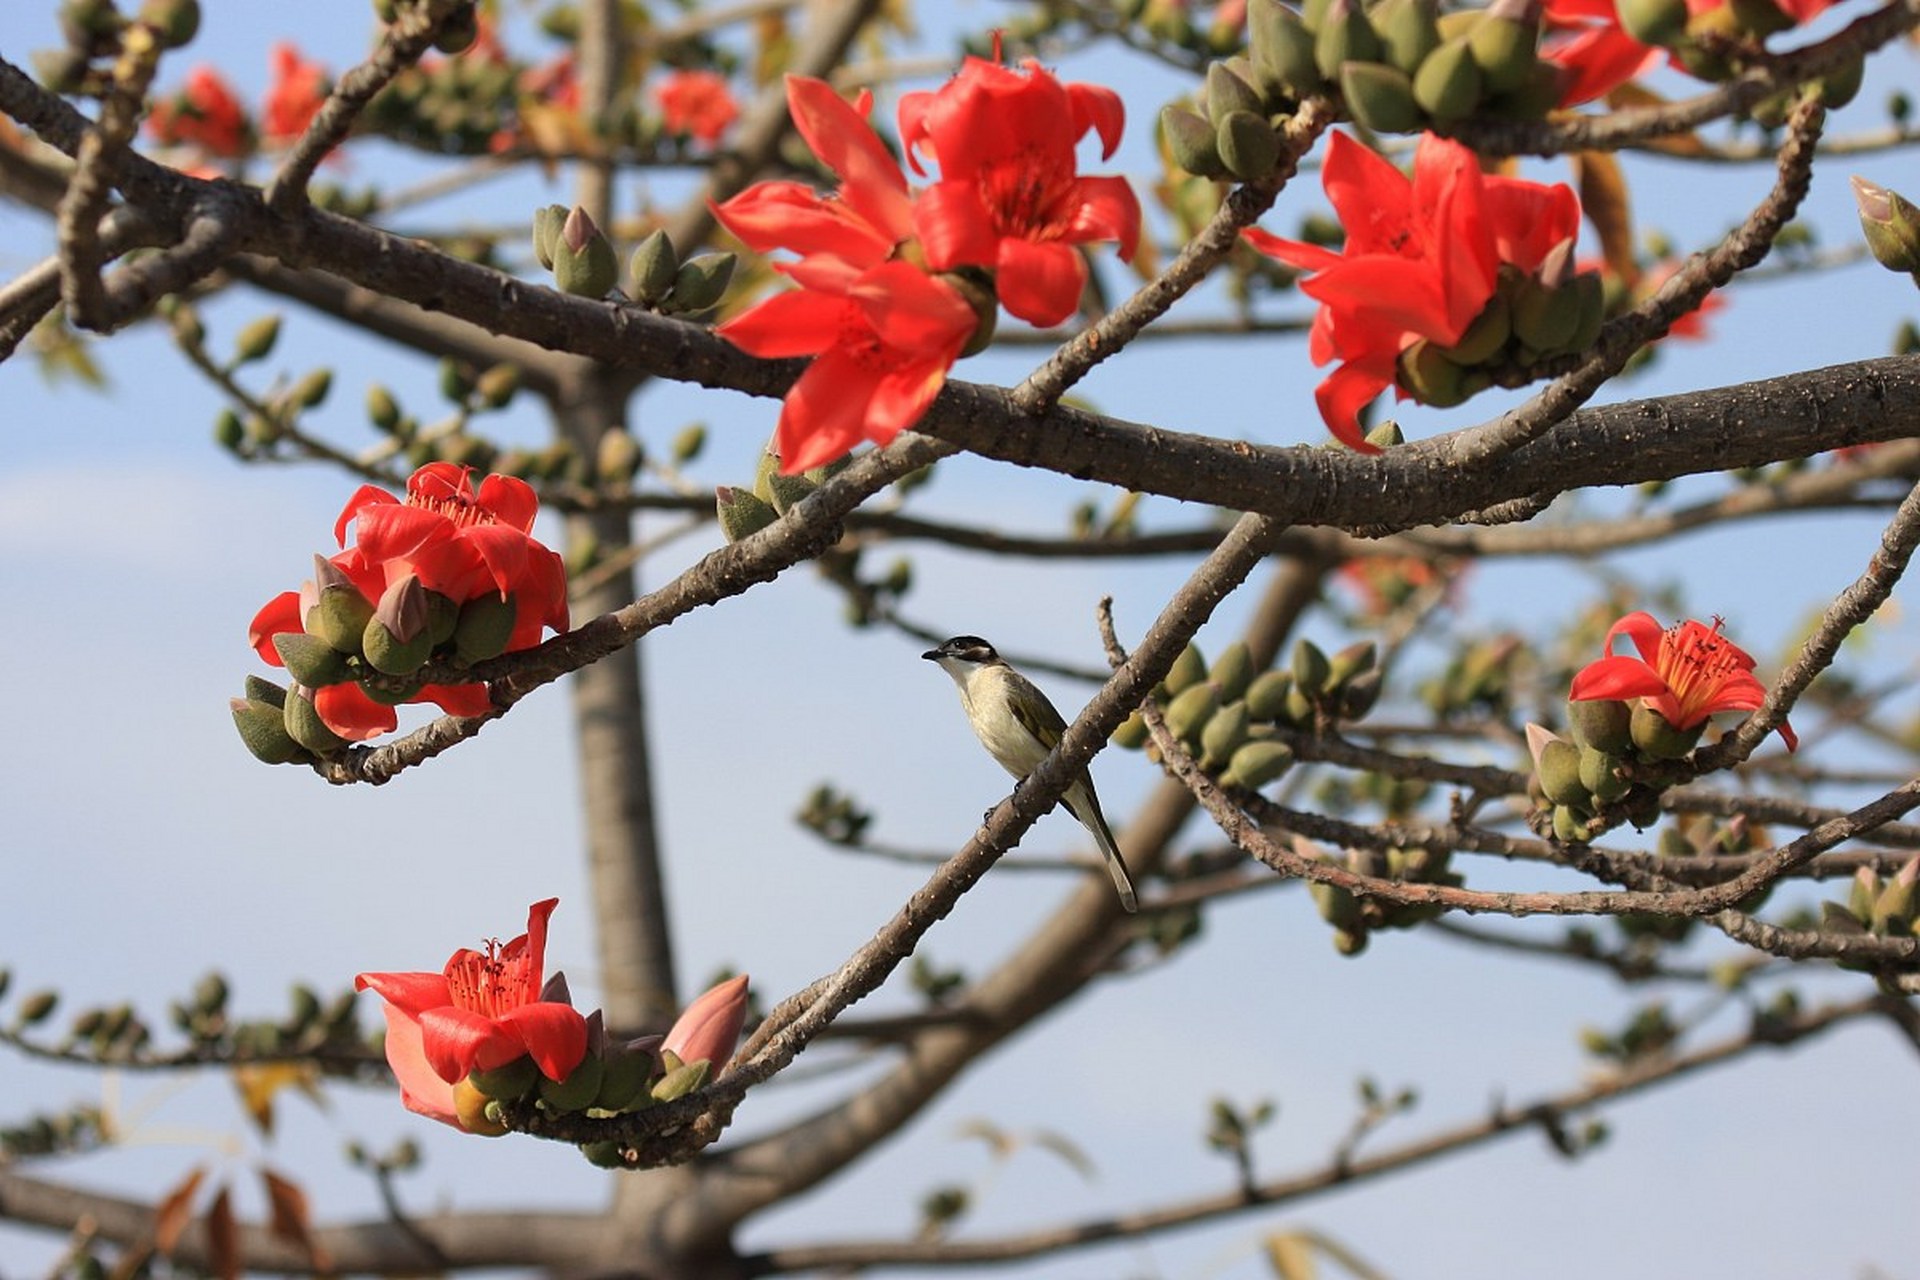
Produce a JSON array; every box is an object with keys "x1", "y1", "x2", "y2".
[
  {"x1": 1630, "y1": 701, "x2": 1705, "y2": 759},
  {"x1": 467, "y1": 1055, "x2": 540, "y2": 1101}
]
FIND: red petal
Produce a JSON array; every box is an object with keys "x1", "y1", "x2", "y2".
[
  {"x1": 313, "y1": 682, "x2": 399, "y2": 741},
  {"x1": 1242, "y1": 227, "x2": 1343, "y2": 274},
  {"x1": 474, "y1": 473, "x2": 538, "y2": 532},
  {"x1": 783, "y1": 75, "x2": 914, "y2": 246},
  {"x1": 520, "y1": 897, "x2": 558, "y2": 997},
  {"x1": 711, "y1": 182, "x2": 895, "y2": 264},
  {"x1": 1546, "y1": 26, "x2": 1660, "y2": 106},
  {"x1": 1303, "y1": 254, "x2": 1460, "y2": 345},
  {"x1": 1605, "y1": 611, "x2": 1667, "y2": 666},
  {"x1": 374, "y1": 1002, "x2": 463, "y2": 1129},
  {"x1": 353, "y1": 503, "x2": 456, "y2": 570},
  {"x1": 459, "y1": 523, "x2": 532, "y2": 599},
  {"x1": 355, "y1": 969, "x2": 453, "y2": 1018},
  {"x1": 416, "y1": 1005, "x2": 521, "y2": 1082},
  {"x1": 1568, "y1": 653, "x2": 1668, "y2": 703},
  {"x1": 1320, "y1": 132, "x2": 1414, "y2": 256},
  {"x1": 848, "y1": 262, "x2": 976, "y2": 356},
  {"x1": 994, "y1": 238, "x2": 1088, "y2": 329},
  {"x1": 1063, "y1": 174, "x2": 1142, "y2": 261},
  {"x1": 1315, "y1": 363, "x2": 1392, "y2": 452},
  {"x1": 778, "y1": 350, "x2": 876, "y2": 472},
  {"x1": 333, "y1": 485, "x2": 397, "y2": 548},
  {"x1": 249, "y1": 591, "x2": 302, "y2": 665},
  {"x1": 497, "y1": 1001, "x2": 589, "y2": 1081},
  {"x1": 912, "y1": 180, "x2": 999, "y2": 273},
  {"x1": 1066, "y1": 79, "x2": 1126, "y2": 159},
  {"x1": 407, "y1": 462, "x2": 473, "y2": 505},
  {"x1": 416, "y1": 682, "x2": 493, "y2": 717},
  {"x1": 718, "y1": 289, "x2": 847, "y2": 359}
]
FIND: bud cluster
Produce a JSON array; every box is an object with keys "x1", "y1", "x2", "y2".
[
  {"x1": 1111, "y1": 637, "x2": 1379, "y2": 787},
  {"x1": 1529, "y1": 696, "x2": 1690, "y2": 843},
  {"x1": 232, "y1": 558, "x2": 520, "y2": 762},
  {"x1": 714, "y1": 447, "x2": 855, "y2": 543},
  {"x1": 797, "y1": 785, "x2": 875, "y2": 847},
  {"x1": 1308, "y1": 841, "x2": 1463, "y2": 955},
  {"x1": 34, "y1": 0, "x2": 201, "y2": 95},
  {"x1": 1402, "y1": 252, "x2": 1606, "y2": 408},
  {"x1": 1621, "y1": 0, "x2": 1861, "y2": 114},
  {"x1": 371, "y1": 0, "x2": 481, "y2": 52},
  {"x1": 1163, "y1": 0, "x2": 1560, "y2": 181},
  {"x1": 458, "y1": 1010, "x2": 699, "y2": 1143},
  {"x1": 533, "y1": 206, "x2": 736, "y2": 310},
  {"x1": 1820, "y1": 856, "x2": 1920, "y2": 959}
]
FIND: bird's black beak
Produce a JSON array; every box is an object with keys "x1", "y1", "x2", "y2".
[{"x1": 920, "y1": 647, "x2": 942, "y2": 661}]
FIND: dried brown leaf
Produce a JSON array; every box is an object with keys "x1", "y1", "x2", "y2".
[
  {"x1": 151, "y1": 1166, "x2": 207, "y2": 1256},
  {"x1": 1573, "y1": 150, "x2": 1639, "y2": 286},
  {"x1": 261, "y1": 1166, "x2": 334, "y2": 1272},
  {"x1": 205, "y1": 1183, "x2": 240, "y2": 1280}
]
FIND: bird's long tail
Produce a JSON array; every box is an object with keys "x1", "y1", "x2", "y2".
[{"x1": 1066, "y1": 790, "x2": 1138, "y2": 913}]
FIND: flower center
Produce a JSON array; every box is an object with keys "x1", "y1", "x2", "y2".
[
  {"x1": 444, "y1": 938, "x2": 528, "y2": 1018},
  {"x1": 979, "y1": 154, "x2": 1069, "y2": 241},
  {"x1": 1660, "y1": 617, "x2": 1743, "y2": 721},
  {"x1": 410, "y1": 489, "x2": 497, "y2": 530}
]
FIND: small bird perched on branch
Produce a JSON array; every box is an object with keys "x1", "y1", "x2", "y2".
[{"x1": 922, "y1": 635, "x2": 1139, "y2": 912}]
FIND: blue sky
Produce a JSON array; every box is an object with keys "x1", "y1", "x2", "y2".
[{"x1": 2, "y1": 2, "x2": 1918, "y2": 1277}]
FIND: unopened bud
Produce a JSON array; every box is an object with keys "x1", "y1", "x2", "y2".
[
  {"x1": 1629, "y1": 701, "x2": 1703, "y2": 760},
  {"x1": 281, "y1": 687, "x2": 347, "y2": 753},
  {"x1": 671, "y1": 424, "x2": 707, "y2": 465},
  {"x1": 666, "y1": 253, "x2": 736, "y2": 314},
  {"x1": 1210, "y1": 643, "x2": 1253, "y2": 702},
  {"x1": 1851, "y1": 176, "x2": 1920, "y2": 274},
  {"x1": 536, "y1": 1053, "x2": 605, "y2": 1113},
  {"x1": 1165, "y1": 682, "x2": 1222, "y2": 744},
  {"x1": 594, "y1": 1038, "x2": 662, "y2": 1112},
  {"x1": 1537, "y1": 736, "x2": 1588, "y2": 807},
  {"x1": 290, "y1": 368, "x2": 332, "y2": 409},
  {"x1": 1244, "y1": 669, "x2": 1292, "y2": 720},
  {"x1": 1577, "y1": 744, "x2": 1631, "y2": 803},
  {"x1": 1201, "y1": 699, "x2": 1252, "y2": 768},
  {"x1": 629, "y1": 229, "x2": 680, "y2": 304},
  {"x1": 1467, "y1": 1, "x2": 1538, "y2": 95},
  {"x1": 715, "y1": 485, "x2": 778, "y2": 542},
  {"x1": 650, "y1": 1058, "x2": 710, "y2": 1102},
  {"x1": 453, "y1": 591, "x2": 517, "y2": 663},
  {"x1": 1618, "y1": 0, "x2": 1687, "y2": 46},
  {"x1": 1315, "y1": 0, "x2": 1384, "y2": 81},
  {"x1": 1165, "y1": 643, "x2": 1209, "y2": 694},
  {"x1": 1568, "y1": 697, "x2": 1633, "y2": 755},
  {"x1": 475, "y1": 363, "x2": 521, "y2": 408},
  {"x1": 138, "y1": 0, "x2": 201, "y2": 49},
  {"x1": 552, "y1": 208, "x2": 618, "y2": 298},
  {"x1": 1205, "y1": 61, "x2": 1265, "y2": 126},
  {"x1": 1248, "y1": 0, "x2": 1323, "y2": 98},
  {"x1": 1162, "y1": 105, "x2": 1227, "y2": 180},
  {"x1": 532, "y1": 204, "x2": 569, "y2": 270},
  {"x1": 231, "y1": 697, "x2": 308, "y2": 764},
  {"x1": 1225, "y1": 739, "x2": 1294, "y2": 787},
  {"x1": 272, "y1": 632, "x2": 350, "y2": 687},
  {"x1": 1340, "y1": 62, "x2": 1421, "y2": 134},
  {"x1": 232, "y1": 315, "x2": 281, "y2": 365}
]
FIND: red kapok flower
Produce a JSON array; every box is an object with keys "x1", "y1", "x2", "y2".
[
  {"x1": 357, "y1": 899, "x2": 590, "y2": 1123},
  {"x1": 713, "y1": 75, "x2": 915, "y2": 268},
  {"x1": 663, "y1": 975, "x2": 750, "y2": 1070},
  {"x1": 147, "y1": 66, "x2": 251, "y2": 158},
  {"x1": 719, "y1": 256, "x2": 977, "y2": 472},
  {"x1": 656, "y1": 69, "x2": 739, "y2": 147},
  {"x1": 1245, "y1": 131, "x2": 1580, "y2": 451},
  {"x1": 1542, "y1": 0, "x2": 1843, "y2": 105},
  {"x1": 899, "y1": 56, "x2": 1141, "y2": 328},
  {"x1": 331, "y1": 461, "x2": 568, "y2": 650},
  {"x1": 246, "y1": 463, "x2": 568, "y2": 741},
  {"x1": 261, "y1": 42, "x2": 329, "y2": 145},
  {"x1": 1569, "y1": 611, "x2": 1796, "y2": 750}
]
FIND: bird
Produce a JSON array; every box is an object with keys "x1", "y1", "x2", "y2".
[{"x1": 922, "y1": 635, "x2": 1139, "y2": 912}]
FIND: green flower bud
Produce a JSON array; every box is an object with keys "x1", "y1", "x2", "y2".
[
  {"x1": 650, "y1": 1058, "x2": 710, "y2": 1102},
  {"x1": 1328, "y1": 640, "x2": 1377, "y2": 687},
  {"x1": 366, "y1": 384, "x2": 401, "y2": 432},
  {"x1": 468, "y1": 1057, "x2": 541, "y2": 1100},
  {"x1": 432, "y1": 2, "x2": 480, "y2": 51},
  {"x1": 629, "y1": 229, "x2": 681, "y2": 304},
  {"x1": 214, "y1": 409, "x2": 245, "y2": 453},
  {"x1": 1618, "y1": 0, "x2": 1687, "y2": 46},
  {"x1": 594, "y1": 1040, "x2": 662, "y2": 1112},
  {"x1": 1578, "y1": 744, "x2": 1631, "y2": 803},
  {"x1": 1340, "y1": 61, "x2": 1422, "y2": 134},
  {"x1": 581, "y1": 1140, "x2": 630, "y2": 1168},
  {"x1": 1310, "y1": 879, "x2": 1363, "y2": 930},
  {"x1": 596, "y1": 428, "x2": 644, "y2": 488},
  {"x1": 291, "y1": 368, "x2": 332, "y2": 409},
  {"x1": 475, "y1": 363, "x2": 521, "y2": 408},
  {"x1": 16, "y1": 990, "x2": 58, "y2": 1026},
  {"x1": 1201, "y1": 699, "x2": 1251, "y2": 768},
  {"x1": 1216, "y1": 110, "x2": 1281, "y2": 182},
  {"x1": 1374, "y1": 0, "x2": 1441, "y2": 74},
  {"x1": 243, "y1": 676, "x2": 289, "y2": 709},
  {"x1": 1537, "y1": 736, "x2": 1588, "y2": 806},
  {"x1": 1291, "y1": 638, "x2": 1332, "y2": 694},
  {"x1": 1510, "y1": 273, "x2": 1583, "y2": 354},
  {"x1": 552, "y1": 207, "x2": 618, "y2": 299},
  {"x1": 1281, "y1": 684, "x2": 1316, "y2": 726},
  {"x1": 1165, "y1": 682, "x2": 1222, "y2": 745},
  {"x1": 1162, "y1": 104, "x2": 1228, "y2": 179},
  {"x1": 231, "y1": 697, "x2": 308, "y2": 765},
  {"x1": 1568, "y1": 697, "x2": 1633, "y2": 754},
  {"x1": 1467, "y1": 7, "x2": 1538, "y2": 95},
  {"x1": 1551, "y1": 802, "x2": 1590, "y2": 843},
  {"x1": 309, "y1": 588, "x2": 374, "y2": 658},
  {"x1": 667, "y1": 253, "x2": 737, "y2": 313},
  {"x1": 1210, "y1": 643, "x2": 1253, "y2": 703},
  {"x1": 1206, "y1": 61, "x2": 1266, "y2": 126},
  {"x1": 671, "y1": 424, "x2": 707, "y2": 465},
  {"x1": 1487, "y1": 58, "x2": 1562, "y2": 119},
  {"x1": 1439, "y1": 292, "x2": 1510, "y2": 365},
  {"x1": 765, "y1": 467, "x2": 817, "y2": 516},
  {"x1": 438, "y1": 357, "x2": 474, "y2": 404},
  {"x1": 1245, "y1": 669, "x2": 1292, "y2": 720},
  {"x1": 1165, "y1": 643, "x2": 1209, "y2": 694},
  {"x1": 1629, "y1": 702, "x2": 1702, "y2": 759},
  {"x1": 1726, "y1": 0, "x2": 1793, "y2": 36},
  {"x1": 232, "y1": 315, "x2": 281, "y2": 365},
  {"x1": 1315, "y1": 0, "x2": 1383, "y2": 83},
  {"x1": 1851, "y1": 177, "x2": 1920, "y2": 275},
  {"x1": 272, "y1": 632, "x2": 350, "y2": 687},
  {"x1": 282, "y1": 688, "x2": 347, "y2": 754},
  {"x1": 1249, "y1": 0, "x2": 1324, "y2": 97},
  {"x1": 1338, "y1": 668, "x2": 1383, "y2": 720},
  {"x1": 1111, "y1": 709, "x2": 1150, "y2": 748},
  {"x1": 532, "y1": 203, "x2": 569, "y2": 271},
  {"x1": 715, "y1": 485, "x2": 778, "y2": 542},
  {"x1": 536, "y1": 1053, "x2": 605, "y2": 1113},
  {"x1": 1225, "y1": 739, "x2": 1294, "y2": 788},
  {"x1": 1818, "y1": 51, "x2": 1864, "y2": 110},
  {"x1": 1396, "y1": 339, "x2": 1481, "y2": 408},
  {"x1": 453, "y1": 591, "x2": 517, "y2": 663}
]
